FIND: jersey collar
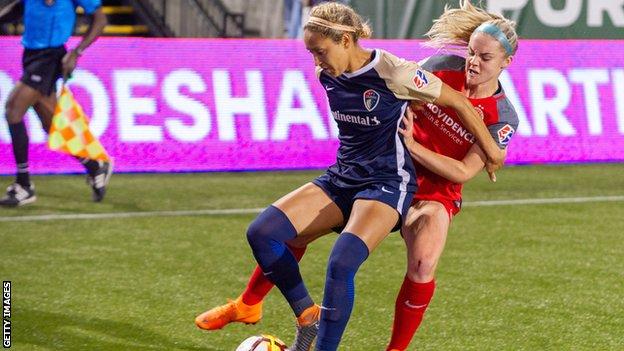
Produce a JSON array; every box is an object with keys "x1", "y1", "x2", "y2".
[{"x1": 343, "y1": 49, "x2": 380, "y2": 79}]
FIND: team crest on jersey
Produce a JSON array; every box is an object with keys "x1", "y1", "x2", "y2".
[
  {"x1": 497, "y1": 124, "x2": 515, "y2": 145},
  {"x1": 413, "y1": 69, "x2": 429, "y2": 89},
  {"x1": 475, "y1": 105, "x2": 485, "y2": 120},
  {"x1": 363, "y1": 89, "x2": 380, "y2": 111}
]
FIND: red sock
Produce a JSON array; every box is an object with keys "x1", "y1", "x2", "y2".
[
  {"x1": 386, "y1": 277, "x2": 436, "y2": 351},
  {"x1": 241, "y1": 245, "x2": 307, "y2": 305}
]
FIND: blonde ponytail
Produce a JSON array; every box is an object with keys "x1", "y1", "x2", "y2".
[{"x1": 425, "y1": 0, "x2": 518, "y2": 56}]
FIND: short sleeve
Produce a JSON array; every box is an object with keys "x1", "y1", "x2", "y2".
[
  {"x1": 487, "y1": 98, "x2": 519, "y2": 149},
  {"x1": 375, "y1": 50, "x2": 442, "y2": 103},
  {"x1": 420, "y1": 54, "x2": 465, "y2": 73},
  {"x1": 74, "y1": 0, "x2": 101, "y2": 14}
]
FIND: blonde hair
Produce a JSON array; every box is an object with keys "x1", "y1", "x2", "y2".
[
  {"x1": 304, "y1": 2, "x2": 372, "y2": 43},
  {"x1": 425, "y1": 0, "x2": 518, "y2": 56}
]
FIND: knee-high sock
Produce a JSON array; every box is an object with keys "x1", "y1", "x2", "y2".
[
  {"x1": 246, "y1": 205, "x2": 312, "y2": 316},
  {"x1": 316, "y1": 232, "x2": 369, "y2": 351},
  {"x1": 76, "y1": 157, "x2": 101, "y2": 175},
  {"x1": 241, "y1": 245, "x2": 307, "y2": 306},
  {"x1": 8, "y1": 121, "x2": 30, "y2": 186},
  {"x1": 386, "y1": 277, "x2": 435, "y2": 351}
]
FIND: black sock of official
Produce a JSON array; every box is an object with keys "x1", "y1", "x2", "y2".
[
  {"x1": 8, "y1": 121, "x2": 30, "y2": 187},
  {"x1": 16, "y1": 163, "x2": 30, "y2": 187},
  {"x1": 77, "y1": 157, "x2": 100, "y2": 176}
]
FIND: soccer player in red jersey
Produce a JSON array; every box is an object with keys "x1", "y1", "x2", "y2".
[
  {"x1": 387, "y1": 1, "x2": 519, "y2": 350},
  {"x1": 195, "y1": 2, "x2": 509, "y2": 350}
]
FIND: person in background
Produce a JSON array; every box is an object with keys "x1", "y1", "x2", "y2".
[{"x1": 0, "y1": 0, "x2": 111, "y2": 207}]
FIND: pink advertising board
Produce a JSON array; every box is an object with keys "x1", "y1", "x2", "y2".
[{"x1": 1, "y1": 38, "x2": 623, "y2": 174}]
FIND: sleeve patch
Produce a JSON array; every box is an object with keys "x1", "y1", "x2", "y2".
[
  {"x1": 413, "y1": 69, "x2": 429, "y2": 89},
  {"x1": 497, "y1": 124, "x2": 515, "y2": 145}
]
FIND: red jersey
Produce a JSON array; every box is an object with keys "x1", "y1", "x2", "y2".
[{"x1": 412, "y1": 55, "x2": 519, "y2": 215}]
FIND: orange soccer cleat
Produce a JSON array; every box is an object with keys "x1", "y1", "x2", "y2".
[{"x1": 195, "y1": 296, "x2": 263, "y2": 330}]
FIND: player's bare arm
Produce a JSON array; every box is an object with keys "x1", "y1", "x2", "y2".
[
  {"x1": 61, "y1": 7, "x2": 107, "y2": 79},
  {"x1": 434, "y1": 82, "x2": 505, "y2": 180},
  {"x1": 400, "y1": 107, "x2": 504, "y2": 183}
]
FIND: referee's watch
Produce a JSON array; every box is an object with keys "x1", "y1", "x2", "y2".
[{"x1": 72, "y1": 48, "x2": 84, "y2": 57}]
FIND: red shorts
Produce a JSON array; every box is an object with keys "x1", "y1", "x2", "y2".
[{"x1": 413, "y1": 194, "x2": 462, "y2": 219}]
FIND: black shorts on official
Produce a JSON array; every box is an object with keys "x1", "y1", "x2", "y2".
[
  {"x1": 20, "y1": 46, "x2": 66, "y2": 96},
  {"x1": 312, "y1": 173, "x2": 415, "y2": 233}
]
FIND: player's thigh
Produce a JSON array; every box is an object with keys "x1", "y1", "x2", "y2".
[
  {"x1": 5, "y1": 82, "x2": 41, "y2": 124},
  {"x1": 273, "y1": 182, "x2": 344, "y2": 241},
  {"x1": 343, "y1": 199, "x2": 399, "y2": 252},
  {"x1": 33, "y1": 93, "x2": 57, "y2": 133},
  {"x1": 402, "y1": 201, "x2": 450, "y2": 269}
]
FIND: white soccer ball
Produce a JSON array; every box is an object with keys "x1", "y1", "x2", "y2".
[{"x1": 236, "y1": 334, "x2": 289, "y2": 351}]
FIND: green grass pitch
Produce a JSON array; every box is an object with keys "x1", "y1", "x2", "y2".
[{"x1": 1, "y1": 164, "x2": 623, "y2": 350}]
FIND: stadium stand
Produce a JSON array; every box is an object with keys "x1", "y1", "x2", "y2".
[
  {"x1": 78, "y1": 0, "x2": 149, "y2": 36},
  {"x1": 0, "y1": 0, "x2": 275, "y2": 38},
  {"x1": 0, "y1": 0, "x2": 158, "y2": 36},
  {"x1": 2, "y1": 0, "x2": 623, "y2": 39}
]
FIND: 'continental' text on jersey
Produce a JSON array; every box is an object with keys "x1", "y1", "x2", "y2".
[{"x1": 331, "y1": 110, "x2": 381, "y2": 126}]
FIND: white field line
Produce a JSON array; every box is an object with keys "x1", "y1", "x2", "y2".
[
  {"x1": 463, "y1": 195, "x2": 624, "y2": 207},
  {"x1": 0, "y1": 208, "x2": 265, "y2": 222},
  {"x1": 0, "y1": 196, "x2": 623, "y2": 223}
]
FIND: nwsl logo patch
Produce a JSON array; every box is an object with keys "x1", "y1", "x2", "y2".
[
  {"x1": 497, "y1": 124, "x2": 515, "y2": 145},
  {"x1": 363, "y1": 89, "x2": 380, "y2": 111},
  {"x1": 413, "y1": 70, "x2": 429, "y2": 89}
]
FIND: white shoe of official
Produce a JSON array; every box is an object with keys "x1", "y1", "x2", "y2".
[{"x1": 0, "y1": 183, "x2": 37, "y2": 207}]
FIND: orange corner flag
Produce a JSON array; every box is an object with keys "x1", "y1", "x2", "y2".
[{"x1": 48, "y1": 86, "x2": 110, "y2": 161}]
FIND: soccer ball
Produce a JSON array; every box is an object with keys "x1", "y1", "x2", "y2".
[{"x1": 236, "y1": 334, "x2": 289, "y2": 351}]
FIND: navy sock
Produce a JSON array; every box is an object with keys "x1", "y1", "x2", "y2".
[
  {"x1": 246, "y1": 205, "x2": 313, "y2": 316},
  {"x1": 8, "y1": 121, "x2": 30, "y2": 187},
  {"x1": 316, "y1": 232, "x2": 369, "y2": 351}
]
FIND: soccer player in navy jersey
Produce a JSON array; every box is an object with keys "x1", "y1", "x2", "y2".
[
  {"x1": 195, "y1": 2, "x2": 506, "y2": 350},
  {"x1": 387, "y1": 2, "x2": 520, "y2": 349},
  {"x1": 0, "y1": 0, "x2": 110, "y2": 206}
]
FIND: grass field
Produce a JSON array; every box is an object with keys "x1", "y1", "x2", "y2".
[{"x1": 1, "y1": 163, "x2": 623, "y2": 350}]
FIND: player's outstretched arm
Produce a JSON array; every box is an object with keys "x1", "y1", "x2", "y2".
[
  {"x1": 399, "y1": 107, "x2": 506, "y2": 183},
  {"x1": 434, "y1": 83, "x2": 505, "y2": 181},
  {"x1": 0, "y1": 0, "x2": 23, "y2": 23}
]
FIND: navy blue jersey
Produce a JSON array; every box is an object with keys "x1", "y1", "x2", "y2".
[{"x1": 317, "y1": 49, "x2": 442, "y2": 196}]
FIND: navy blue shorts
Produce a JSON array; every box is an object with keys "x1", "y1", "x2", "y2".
[{"x1": 312, "y1": 173, "x2": 415, "y2": 232}]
